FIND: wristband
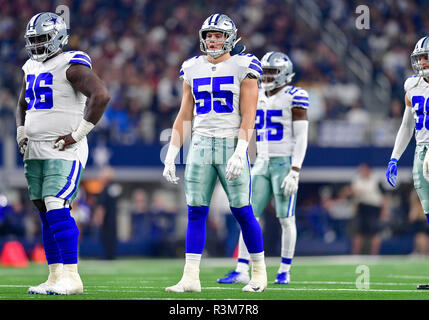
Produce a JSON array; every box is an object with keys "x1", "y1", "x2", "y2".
[
  {"x1": 16, "y1": 126, "x2": 26, "y2": 144},
  {"x1": 71, "y1": 119, "x2": 95, "y2": 142}
]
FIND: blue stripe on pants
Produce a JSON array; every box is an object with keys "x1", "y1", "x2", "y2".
[{"x1": 56, "y1": 161, "x2": 76, "y2": 198}]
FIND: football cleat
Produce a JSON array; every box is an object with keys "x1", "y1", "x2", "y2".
[
  {"x1": 242, "y1": 262, "x2": 267, "y2": 292},
  {"x1": 242, "y1": 280, "x2": 266, "y2": 292},
  {"x1": 28, "y1": 282, "x2": 54, "y2": 295},
  {"x1": 274, "y1": 272, "x2": 290, "y2": 285},
  {"x1": 47, "y1": 272, "x2": 83, "y2": 295},
  {"x1": 217, "y1": 271, "x2": 250, "y2": 284},
  {"x1": 165, "y1": 278, "x2": 201, "y2": 292}
]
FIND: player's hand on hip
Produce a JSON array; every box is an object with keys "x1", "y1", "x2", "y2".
[
  {"x1": 386, "y1": 158, "x2": 398, "y2": 187},
  {"x1": 163, "y1": 162, "x2": 179, "y2": 184},
  {"x1": 281, "y1": 169, "x2": 299, "y2": 197},
  {"x1": 53, "y1": 134, "x2": 77, "y2": 151},
  {"x1": 226, "y1": 153, "x2": 245, "y2": 181},
  {"x1": 18, "y1": 138, "x2": 28, "y2": 158}
]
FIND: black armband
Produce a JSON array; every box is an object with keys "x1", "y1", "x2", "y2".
[{"x1": 245, "y1": 73, "x2": 257, "y2": 79}]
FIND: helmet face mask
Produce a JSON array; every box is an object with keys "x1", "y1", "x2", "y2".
[
  {"x1": 199, "y1": 14, "x2": 238, "y2": 59},
  {"x1": 24, "y1": 12, "x2": 68, "y2": 62},
  {"x1": 411, "y1": 51, "x2": 429, "y2": 78},
  {"x1": 260, "y1": 52, "x2": 295, "y2": 91}
]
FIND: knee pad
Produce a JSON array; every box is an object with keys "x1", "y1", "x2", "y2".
[
  {"x1": 44, "y1": 196, "x2": 68, "y2": 212},
  {"x1": 279, "y1": 216, "x2": 295, "y2": 229}
]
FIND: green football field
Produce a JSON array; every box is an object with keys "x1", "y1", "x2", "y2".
[{"x1": 2, "y1": 255, "x2": 429, "y2": 301}]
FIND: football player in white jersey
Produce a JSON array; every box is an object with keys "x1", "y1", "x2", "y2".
[
  {"x1": 163, "y1": 13, "x2": 267, "y2": 292},
  {"x1": 16, "y1": 12, "x2": 110, "y2": 295},
  {"x1": 217, "y1": 51, "x2": 309, "y2": 285},
  {"x1": 387, "y1": 38, "x2": 429, "y2": 290}
]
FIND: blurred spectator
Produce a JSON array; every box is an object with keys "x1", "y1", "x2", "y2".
[
  {"x1": 129, "y1": 188, "x2": 152, "y2": 241},
  {"x1": 149, "y1": 190, "x2": 177, "y2": 256},
  {"x1": 0, "y1": 192, "x2": 26, "y2": 239},
  {"x1": 93, "y1": 167, "x2": 122, "y2": 260},
  {"x1": 321, "y1": 184, "x2": 354, "y2": 240},
  {"x1": 350, "y1": 163, "x2": 388, "y2": 255}
]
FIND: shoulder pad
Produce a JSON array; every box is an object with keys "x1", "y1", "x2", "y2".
[
  {"x1": 181, "y1": 56, "x2": 201, "y2": 69},
  {"x1": 287, "y1": 86, "x2": 309, "y2": 108},
  {"x1": 65, "y1": 51, "x2": 92, "y2": 69},
  {"x1": 236, "y1": 53, "x2": 262, "y2": 77},
  {"x1": 22, "y1": 58, "x2": 32, "y2": 72},
  {"x1": 404, "y1": 75, "x2": 419, "y2": 92},
  {"x1": 180, "y1": 56, "x2": 201, "y2": 78}
]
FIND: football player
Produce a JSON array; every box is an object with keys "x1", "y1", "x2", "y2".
[
  {"x1": 16, "y1": 12, "x2": 110, "y2": 295},
  {"x1": 163, "y1": 13, "x2": 267, "y2": 292},
  {"x1": 387, "y1": 37, "x2": 429, "y2": 250},
  {"x1": 217, "y1": 51, "x2": 309, "y2": 285}
]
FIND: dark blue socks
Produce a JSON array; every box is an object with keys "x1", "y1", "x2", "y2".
[
  {"x1": 45, "y1": 208, "x2": 80, "y2": 264},
  {"x1": 186, "y1": 206, "x2": 209, "y2": 254},
  {"x1": 230, "y1": 205, "x2": 263, "y2": 254},
  {"x1": 38, "y1": 211, "x2": 62, "y2": 265}
]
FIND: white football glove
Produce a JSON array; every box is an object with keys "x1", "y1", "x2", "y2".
[
  {"x1": 226, "y1": 139, "x2": 248, "y2": 181},
  {"x1": 423, "y1": 150, "x2": 429, "y2": 182},
  {"x1": 163, "y1": 144, "x2": 180, "y2": 184},
  {"x1": 281, "y1": 170, "x2": 300, "y2": 197},
  {"x1": 16, "y1": 126, "x2": 28, "y2": 157},
  {"x1": 163, "y1": 162, "x2": 179, "y2": 184}
]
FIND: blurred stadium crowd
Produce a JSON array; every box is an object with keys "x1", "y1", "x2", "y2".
[{"x1": 1, "y1": 0, "x2": 429, "y2": 259}]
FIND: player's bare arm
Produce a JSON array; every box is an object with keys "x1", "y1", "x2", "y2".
[
  {"x1": 54, "y1": 64, "x2": 110, "y2": 151},
  {"x1": 238, "y1": 77, "x2": 258, "y2": 141},
  {"x1": 16, "y1": 76, "x2": 28, "y2": 157},
  {"x1": 170, "y1": 81, "x2": 194, "y2": 148}
]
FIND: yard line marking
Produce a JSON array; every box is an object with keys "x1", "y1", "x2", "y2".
[{"x1": 387, "y1": 275, "x2": 429, "y2": 280}]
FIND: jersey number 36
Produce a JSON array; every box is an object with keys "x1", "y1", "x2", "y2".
[{"x1": 25, "y1": 72, "x2": 54, "y2": 110}]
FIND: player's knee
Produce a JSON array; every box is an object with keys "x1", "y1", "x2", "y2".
[
  {"x1": 279, "y1": 216, "x2": 296, "y2": 229},
  {"x1": 45, "y1": 208, "x2": 79, "y2": 239},
  {"x1": 230, "y1": 205, "x2": 255, "y2": 224},
  {"x1": 44, "y1": 196, "x2": 67, "y2": 212},
  {"x1": 186, "y1": 194, "x2": 210, "y2": 207},
  {"x1": 32, "y1": 199, "x2": 47, "y2": 213},
  {"x1": 188, "y1": 206, "x2": 209, "y2": 221},
  {"x1": 228, "y1": 194, "x2": 249, "y2": 209}
]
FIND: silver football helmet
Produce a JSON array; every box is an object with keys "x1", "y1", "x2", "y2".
[
  {"x1": 411, "y1": 36, "x2": 429, "y2": 78},
  {"x1": 199, "y1": 14, "x2": 240, "y2": 59},
  {"x1": 24, "y1": 12, "x2": 68, "y2": 62},
  {"x1": 260, "y1": 51, "x2": 295, "y2": 91}
]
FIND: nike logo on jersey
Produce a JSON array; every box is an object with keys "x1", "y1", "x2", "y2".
[{"x1": 279, "y1": 163, "x2": 286, "y2": 166}]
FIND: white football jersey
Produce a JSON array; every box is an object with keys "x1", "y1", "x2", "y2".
[
  {"x1": 405, "y1": 75, "x2": 429, "y2": 145},
  {"x1": 21, "y1": 50, "x2": 92, "y2": 167},
  {"x1": 180, "y1": 53, "x2": 262, "y2": 138},
  {"x1": 255, "y1": 85, "x2": 309, "y2": 158}
]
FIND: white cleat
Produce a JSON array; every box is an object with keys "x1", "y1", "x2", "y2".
[
  {"x1": 28, "y1": 263, "x2": 64, "y2": 295},
  {"x1": 165, "y1": 279, "x2": 201, "y2": 293},
  {"x1": 47, "y1": 273, "x2": 83, "y2": 295},
  {"x1": 242, "y1": 261, "x2": 267, "y2": 292},
  {"x1": 242, "y1": 280, "x2": 267, "y2": 292},
  {"x1": 28, "y1": 282, "x2": 55, "y2": 295}
]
